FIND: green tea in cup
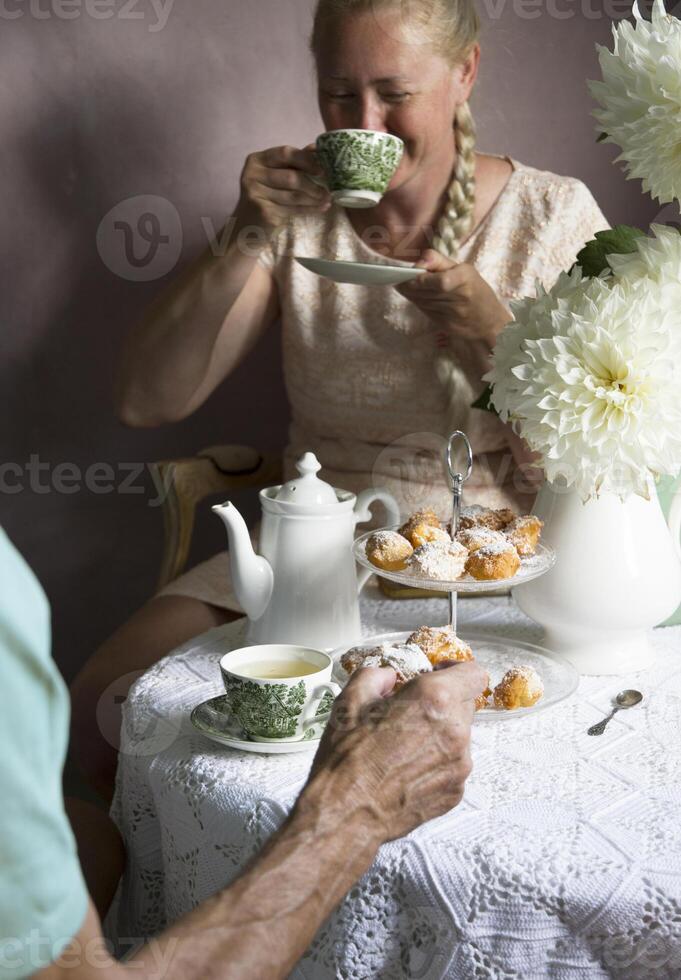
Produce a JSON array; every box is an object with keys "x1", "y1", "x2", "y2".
[
  {"x1": 235, "y1": 659, "x2": 321, "y2": 679},
  {"x1": 219, "y1": 643, "x2": 339, "y2": 742}
]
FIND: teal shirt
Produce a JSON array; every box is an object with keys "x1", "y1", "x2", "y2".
[{"x1": 0, "y1": 529, "x2": 88, "y2": 978}]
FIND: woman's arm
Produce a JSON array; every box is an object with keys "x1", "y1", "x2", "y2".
[
  {"x1": 115, "y1": 202, "x2": 278, "y2": 428},
  {"x1": 116, "y1": 147, "x2": 330, "y2": 427}
]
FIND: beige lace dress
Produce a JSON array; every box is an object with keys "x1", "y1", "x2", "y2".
[{"x1": 159, "y1": 155, "x2": 609, "y2": 610}]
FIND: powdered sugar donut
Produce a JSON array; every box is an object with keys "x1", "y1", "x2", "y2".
[
  {"x1": 458, "y1": 505, "x2": 516, "y2": 532},
  {"x1": 504, "y1": 515, "x2": 543, "y2": 557},
  {"x1": 466, "y1": 539, "x2": 520, "y2": 581},
  {"x1": 366, "y1": 530, "x2": 413, "y2": 571},
  {"x1": 343, "y1": 641, "x2": 432, "y2": 689},
  {"x1": 407, "y1": 625, "x2": 474, "y2": 666},
  {"x1": 399, "y1": 509, "x2": 446, "y2": 548},
  {"x1": 407, "y1": 540, "x2": 468, "y2": 581},
  {"x1": 493, "y1": 665, "x2": 544, "y2": 709},
  {"x1": 456, "y1": 526, "x2": 509, "y2": 554}
]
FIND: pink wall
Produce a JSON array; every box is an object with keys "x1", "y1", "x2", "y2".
[{"x1": 1, "y1": 0, "x2": 661, "y2": 678}]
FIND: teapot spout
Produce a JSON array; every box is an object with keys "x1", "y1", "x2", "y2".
[{"x1": 211, "y1": 501, "x2": 273, "y2": 621}]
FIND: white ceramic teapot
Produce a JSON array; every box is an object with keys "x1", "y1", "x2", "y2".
[{"x1": 212, "y1": 452, "x2": 400, "y2": 651}]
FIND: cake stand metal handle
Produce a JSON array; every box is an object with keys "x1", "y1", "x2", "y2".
[
  {"x1": 446, "y1": 430, "x2": 473, "y2": 539},
  {"x1": 445, "y1": 431, "x2": 473, "y2": 630}
]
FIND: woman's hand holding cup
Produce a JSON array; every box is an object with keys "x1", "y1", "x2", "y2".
[{"x1": 238, "y1": 144, "x2": 332, "y2": 232}]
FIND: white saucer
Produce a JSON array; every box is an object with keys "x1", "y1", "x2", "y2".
[
  {"x1": 190, "y1": 695, "x2": 322, "y2": 754},
  {"x1": 295, "y1": 256, "x2": 426, "y2": 286}
]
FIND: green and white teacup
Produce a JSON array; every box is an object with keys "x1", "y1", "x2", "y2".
[
  {"x1": 315, "y1": 129, "x2": 404, "y2": 208},
  {"x1": 219, "y1": 644, "x2": 339, "y2": 742}
]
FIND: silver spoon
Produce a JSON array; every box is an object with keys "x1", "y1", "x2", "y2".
[{"x1": 587, "y1": 689, "x2": 643, "y2": 736}]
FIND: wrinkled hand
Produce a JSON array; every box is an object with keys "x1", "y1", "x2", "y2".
[
  {"x1": 309, "y1": 661, "x2": 486, "y2": 843},
  {"x1": 238, "y1": 144, "x2": 331, "y2": 232},
  {"x1": 396, "y1": 248, "x2": 511, "y2": 351}
]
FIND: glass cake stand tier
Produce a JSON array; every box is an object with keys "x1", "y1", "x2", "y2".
[
  {"x1": 353, "y1": 525, "x2": 557, "y2": 595},
  {"x1": 331, "y1": 630, "x2": 579, "y2": 721},
  {"x1": 331, "y1": 628, "x2": 579, "y2": 722}
]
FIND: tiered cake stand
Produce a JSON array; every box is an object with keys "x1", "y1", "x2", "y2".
[
  {"x1": 353, "y1": 431, "x2": 557, "y2": 632},
  {"x1": 350, "y1": 432, "x2": 577, "y2": 718}
]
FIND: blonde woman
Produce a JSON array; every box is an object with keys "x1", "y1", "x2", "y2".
[{"x1": 72, "y1": 0, "x2": 608, "y2": 800}]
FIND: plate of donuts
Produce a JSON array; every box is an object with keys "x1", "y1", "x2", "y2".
[
  {"x1": 331, "y1": 628, "x2": 579, "y2": 720},
  {"x1": 354, "y1": 504, "x2": 556, "y2": 594}
]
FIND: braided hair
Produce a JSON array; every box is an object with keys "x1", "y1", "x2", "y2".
[{"x1": 432, "y1": 100, "x2": 477, "y2": 259}]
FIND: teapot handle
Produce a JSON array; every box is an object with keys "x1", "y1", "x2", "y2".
[
  {"x1": 354, "y1": 487, "x2": 401, "y2": 593},
  {"x1": 669, "y1": 485, "x2": 681, "y2": 563}
]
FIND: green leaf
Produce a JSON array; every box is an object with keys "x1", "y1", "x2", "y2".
[
  {"x1": 471, "y1": 384, "x2": 498, "y2": 416},
  {"x1": 570, "y1": 224, "x2": 646, "y2": 278}
]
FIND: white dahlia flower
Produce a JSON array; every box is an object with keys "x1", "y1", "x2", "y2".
[
  {"x1": 486, "y1": 267, "x2": 602, "y2": 424},
  {"x1": 607, "y1": 222, "x2": 681, "y2": 286},
  {"x1": 589, "y1": 0, "x2": 681, "y2": 205},
  {"x1": 485, "y1": 262, "x2": 681, "y2": 500}
]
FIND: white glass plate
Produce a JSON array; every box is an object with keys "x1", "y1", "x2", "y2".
[
  {"x1": 331, "y1": 631, "x2": 579, "y2": 721},
  {"x1": 294, "y1": 256, "x2": 426, "y2": 286},
  {"x1": 353, "y1": 526, "x2": 556, "y2": 594},
  {"x1": 190, "y1": 695, "x2": 322, "y2": 754}
]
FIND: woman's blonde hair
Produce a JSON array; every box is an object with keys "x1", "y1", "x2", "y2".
[{"x1": 311, "y1": 0, "x2": 480, "y2": 259}]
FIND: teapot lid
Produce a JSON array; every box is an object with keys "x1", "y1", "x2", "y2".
[{"x1": 275, "y1": 453, "x2": 338, "y2": 506}]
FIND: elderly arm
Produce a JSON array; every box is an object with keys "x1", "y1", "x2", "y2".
[{"x1": 40, "y1": 663, "x2": 485, "y2": 980}]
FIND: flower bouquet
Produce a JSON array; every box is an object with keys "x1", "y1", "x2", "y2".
[{"x1": 480, "y1": 0, "x2": 681, "y2": 673}]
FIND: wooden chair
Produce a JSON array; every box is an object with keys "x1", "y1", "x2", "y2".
[{"x1": 150, "y1": 444, "x2": 282, "y2": 591}]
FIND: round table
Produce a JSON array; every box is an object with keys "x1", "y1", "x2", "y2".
[{"x1": 108, "y1": 584, "x2": 681, "y2": 978}]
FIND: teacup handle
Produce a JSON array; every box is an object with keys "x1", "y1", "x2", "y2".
[
  {"x1": 302, "y1": 682, "x2": 341, "y2": 733},
  {"x1": 354, "y1": 487, "x2": 401, "y2": 592}
]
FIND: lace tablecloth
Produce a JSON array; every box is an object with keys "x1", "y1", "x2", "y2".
[{"x1": 109, "y1": 584, "x2": 681, "y2": 978}]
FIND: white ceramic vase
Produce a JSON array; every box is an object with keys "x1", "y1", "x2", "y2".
[{"x1": 513, "y1": 480, "x2": 681, "y2": 675}]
